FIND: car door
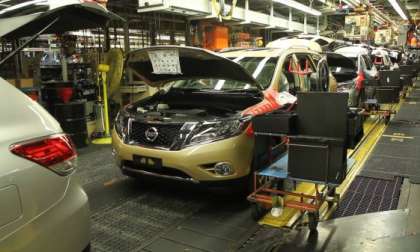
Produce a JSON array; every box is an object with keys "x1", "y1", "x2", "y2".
[{"x1": 361, "y1": 54, "x2": 378, "y2": 85}]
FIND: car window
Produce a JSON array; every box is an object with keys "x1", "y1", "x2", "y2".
[
  {"x1": 171, "y1": 56, "x2": 278, "y2": 91},
  {"x1": 295, "y1": 54, "x2": 317, "y2": 92},
  {"x1": 362, "y1": 55, "x2": 373, "y2": 70},
  {"x1": 235, "y1": 57, "x2": 278, "y2": 89},
  {"x1": 311, "y1": 54, "x2": 321, "y2": 66},
  {"x1": 315, "y1": 39, "x2": 329, "y2": 46},
  {"x1": 281, "y1": 55, "x2": 299, "y2": 93},
  {"x1": 281, "y1": 54, "x2": 315, "y2": 94}
]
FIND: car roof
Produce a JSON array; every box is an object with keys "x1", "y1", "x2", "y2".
[
  {"x1": 266, "y1": 38, "x2": 322, "y2": 52},
  {"x1": 220, "y1": 46, "x2": 317, "y2": 58},
  {"x1": 220, "y1": 48, "x2": 287, "y2": 58},
  {"x1": 296, "y1": 34, "x2": 334, "y2": 42},
  {"x1": 334, "y1": 46, "x2": 370, "y2": 58}
]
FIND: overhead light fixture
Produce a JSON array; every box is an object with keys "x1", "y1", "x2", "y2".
[
  {"x1": 387, "y1": 0, "x2": 408, "y2": 20},
  {"x1": 273, "y1": 0, "x2": 322, "y2": 16}
]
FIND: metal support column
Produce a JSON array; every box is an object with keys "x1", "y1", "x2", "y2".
[
  {"x1": 123, "y1": 21, "x2": 130, "y2": 52},
  {"x1": 13, "y1": 40, "x2": 21, "y2": 88},
  {"x1": 170, "y1": 15, "x2": 176, "y2": 45},
  {"x1": 316, "y1": 16, "x2": 319, "y2": 35},
  {"x1": 244, "y1": 0, "x2": 249, "y2": 22},
  {"x1": 185, "y1": 18, "x2": 191, "y2": 46},
  {"x1": 269, "y1": 0, "x2": 274, "y2": 26},
  {"x1": 150, "y1": 15, "x2": 157, "y2": 46},
  {"x1": 304, "y1": 14, "x2": 307, "y2": 34},
  {"x1": 104, "y1": 25, "x2": 111, "y2": 52},
  {"x1": 288, "y1": 8, "x2": 293, "y2": 31}
]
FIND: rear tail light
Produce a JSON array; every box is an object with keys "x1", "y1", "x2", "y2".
[{"x1": 10, "y1": 134, "x2": 77, "y2": 176}]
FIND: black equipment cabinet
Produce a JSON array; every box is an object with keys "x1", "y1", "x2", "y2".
[
  {"x1": 288, "y1": 137, "x2": 346, "y2": 184},
  {"x1": 379, "y1": 70, "x2": 401, "y2": 87},
  {"x1": 375, "y1": 70, "x2": 402, "y2": 104},
  {"x1": 287, "y1": 92, "x2": 348, "y2": 185},
  {"x1": 252, "y1": 92, "x2": 356, "y2": 185}
]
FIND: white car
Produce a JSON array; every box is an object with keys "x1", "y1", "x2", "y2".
[
  {"x1": 0, "y1": 79, "x2": 90, "y2": 252},
  {"x1": 267, "y1": 34, "x2": 336, "y2": 52},
  {"x1": 0, "y1": 1, "x2": 122, "y2": 251},
  {"x1": 333, "y1": 45, "x2": 379, "y2": 107}
]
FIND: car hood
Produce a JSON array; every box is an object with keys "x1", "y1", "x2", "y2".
[
  {"x1": 0, "y1": 0, "x2": 123, "y2": 39},
  {"x1": 126, "y1": 46, "x2": 261, "y2": 89}
]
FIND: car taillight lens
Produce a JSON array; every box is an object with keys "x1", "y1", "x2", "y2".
[{"x1": 10, "y1": 134, "x2": 77, "y2": 176}]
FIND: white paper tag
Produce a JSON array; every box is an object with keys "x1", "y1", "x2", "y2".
[
  {"x1": 277, "y1": 91, "x2": 297, "y2": 106},
  {"x1": 148, "y1": 49, "x2": 182, "y2": 75}
]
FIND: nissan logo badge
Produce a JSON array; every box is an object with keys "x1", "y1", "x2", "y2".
[{"x1": 145, "y1": 127, "x2": 159, "y2": 142}]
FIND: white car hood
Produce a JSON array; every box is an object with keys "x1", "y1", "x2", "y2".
[{"x1": 0, "y1": 0, "x2": 123, "y2": 38}]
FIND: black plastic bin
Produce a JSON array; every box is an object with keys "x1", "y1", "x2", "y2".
[
  {"x1": 376, "y1": 86, "x2": 400, "y2": 104},
  {"x1": 288, "y1": 136, "x2": 347, "y2": 185},
  {"x1": 347, "y1": 112, "x2": 364, "y2": 149},
  {"x1": 252, "y1": 110, "x2": 298, "y2": 135},
  {"x1": 52, "y1": 102, "x2": 88, "y2": 148}
]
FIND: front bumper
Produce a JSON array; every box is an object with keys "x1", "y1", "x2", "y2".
[
  {"x1": 112, "y1": 129, "x2": 254, "y2": 182},
  {"x1": 0, "y1": 178, "x2": 90, "y2": 252}
]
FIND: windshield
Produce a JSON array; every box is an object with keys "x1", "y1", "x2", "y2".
[{"x1": 171, "y1": 57, "x2": 278, "y2": 91}]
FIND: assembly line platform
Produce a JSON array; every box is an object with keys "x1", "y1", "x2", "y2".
[
  {"x1": 241, "y1": 80, "x2": 420, "y2": 252},
  {"x1": 74, "y1": 81, "x2": 420, "y2": 252}
]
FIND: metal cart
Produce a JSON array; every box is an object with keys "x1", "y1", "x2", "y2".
[{"x1": 247, "y1": 144, "x2": 340, "y2": 231}]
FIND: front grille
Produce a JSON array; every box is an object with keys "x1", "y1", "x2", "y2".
[{"x1": 129, "y1": 121, "x2": 183, "y2": 148}]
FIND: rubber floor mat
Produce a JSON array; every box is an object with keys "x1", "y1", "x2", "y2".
[
  {"x1": 358, "y1": 99, "x2": 420, "y2": 182},
  {"x1": 333, "y1": 176, "x2": 402, "y2": 218},
  {"x1": 91, "y1": 193, "x2": 204, "y2": 252},
  {"x1": 394, "y1": 102, "x2": 420, "y2": 122}
]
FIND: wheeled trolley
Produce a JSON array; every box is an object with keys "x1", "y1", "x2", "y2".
[{"x1": 248, "y1": 92, "x2": 361, "y2": 231}]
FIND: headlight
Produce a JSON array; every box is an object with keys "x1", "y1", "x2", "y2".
[
  {"x1": 183, "y1": 116, "x2": 251, "y2": 147},
  {"x1": 114, "y1": 111, "x2": 129, "y2": 141}
]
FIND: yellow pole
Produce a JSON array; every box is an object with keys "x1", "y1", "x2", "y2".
[{"x1": 92, "y1": 64, "x2": 112, "y2": 145}]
